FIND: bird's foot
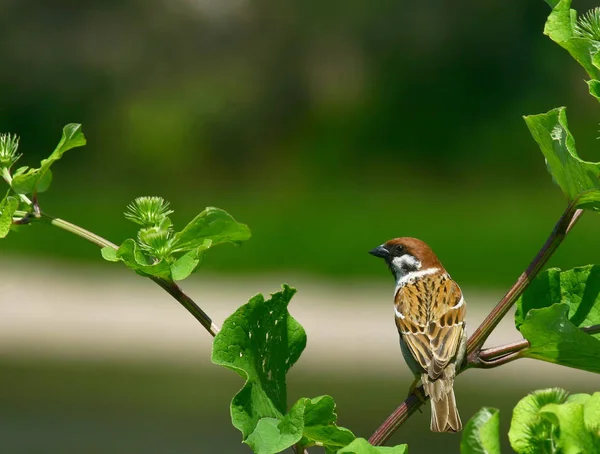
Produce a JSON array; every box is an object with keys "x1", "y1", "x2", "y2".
[{"x1": 408, "y1": 377, "x2": 427, "y2": 406}]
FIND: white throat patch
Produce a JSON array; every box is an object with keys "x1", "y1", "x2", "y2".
[{"x1": 394, "y1": 267, "x2": 440, "y2": 294}]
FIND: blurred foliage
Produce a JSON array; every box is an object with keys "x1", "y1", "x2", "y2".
[{"x1": 2, "y1": 0, "x2": 600, "y2": 287}]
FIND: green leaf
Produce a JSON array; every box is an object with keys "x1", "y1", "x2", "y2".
[
  {"x1": 524, "y1": 108, "x2": 600, "y2": 209},
  {"x1": 100, "y1": 247, "x2": 118, "y2": 262},
  {"x1": 510, "y1": 389, "x2": 600, "y2": 453},
  {"x1": 0, "y1": 195, "x2": 18, "y2": 238},
  {"x1": 540, "y1": 399, "x2": 600, "y2": 452},
  {"x1": 213, "y1": 287, "x2": 362, "y2": 453},
  {"x1": 245, "y1": 413, "x2": 303, "y2": 454},
  {"x1": 298, "y1": 395, "x2": 355, "y2": 453},
  {"x1": 11, "y1": 124, "x2": 85, "y2": 194},
  {"x1": 170, "y1": 239, "x2": 212, "y2": 281},
  {"x1": 519, "y1": 304, "x2": 600, "y2": 373},
  {"x1": 172, "y1": 207, "x2": 250, "y2": 251},
  {"x1": 243, "y1": 395, "x2": 357, "y2": 454},
  {"x1": 103, "y1": 238, "x2": 173, "y2": 280},
  {"x1": 587, "y1": 79, "x2": 600, "y2": 102},
  {"x1": 509, "y1": 388, "x2": 569, "y2": 454},
  {"x1": 515, "y1": 265, "x2": 600, "y2": 330},
  {"x1": 460, "y1": 407, "x2": 501, "y2": 454},
  {"x1": 337, "y1": 438, "x2": 408, "y2": 454},
  {"x1": 583, "y1": 392, "x2": 600, "y2": 433},
  {"x1": 544, "y1": 0, "x2": 600, "y2": 80},
  {"x1": 212, "y1": 285, "x2": 306, "y2": 449}
]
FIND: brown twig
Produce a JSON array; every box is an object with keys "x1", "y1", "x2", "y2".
[
  {"x1": 473, "y1": 323, "x2": 600, "y2": 369},
  {"x1": 368, "y1": 204, "x2": 584, "y2": 446},
  {"x1": 466, "y1": 204, "x2": 583, "y2": 358}
]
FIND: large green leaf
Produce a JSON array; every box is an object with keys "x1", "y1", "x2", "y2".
[
  {"x1": 544, "y1": 0, "x2": 600, "y2": 80},
  {"x1": 460, "y1": 407, "x2": 501, "y2": 454},
  {"x1": 0, "y1": 195, "x2": 18, "y2": 238},
  {"x1": 11, "y1": 124, "x2": 86, "y2": 194},
  {"x1": 212, "y1": 285, "x2": 306, "y2": 450},
  {"x1": 337, "y1": 438, "x2": 408, "y2": 454},
  {"x1": 524, "y1": 108, "x2": 600, "y2": 209},
  {"x1": 212, "y1": 286, "x2": 361, "y2": 454},
  {"x1": 515, "y1": 266, "x2": 600, "y2": 330},
  {"x1": 171, "y1": 207, "x2": 251, "y2": 251},
  {"x1": 519, "y1": 304, "x2": 600, "y2": 373}
]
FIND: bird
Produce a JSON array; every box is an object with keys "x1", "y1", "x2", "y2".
[{"x1": 369, "y1": 237, "x2": 466, "y2": 433}]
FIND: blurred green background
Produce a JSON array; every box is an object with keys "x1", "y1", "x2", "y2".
[{"x1": 2, "y1": 0, "x2": 600, "y2": 452}]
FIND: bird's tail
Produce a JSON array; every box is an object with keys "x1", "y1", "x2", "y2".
[{"x1": 422, "y1": 369, "x2": 462, "y2": 433}]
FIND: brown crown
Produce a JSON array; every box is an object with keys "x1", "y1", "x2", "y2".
[{"x1": 384, "y1": 237, "x2": 445, "y2": 271}]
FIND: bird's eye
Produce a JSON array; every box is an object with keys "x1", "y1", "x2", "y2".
[{"x1": 394, "y1": 245, "x2": 405, "y2": 255}]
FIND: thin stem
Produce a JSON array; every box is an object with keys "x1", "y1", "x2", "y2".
[
  {"x1": 368, "y1": 204, "x2": 584, "y2": 446},
  {"x1": 151, "y1": 276, "x2": 220, "y2": 336},
  {"x1": 38, "y1": 212, "x2": 221, "y2": 337},
  {"x1": 471, "y1": 351, "x2": 523, "y2": 369},
  {"x1": 473, "y1": 323, "x2": 600, "y2": 369},
  {"x1": 478, "y1": 339, "x2": 527, "y2": 363},
  {"x1": 466, "y1": 204, "x2": 582, "y2": 358},
  {"x1": 42, "y1": 214, "x2": 118, "y2": 249}
]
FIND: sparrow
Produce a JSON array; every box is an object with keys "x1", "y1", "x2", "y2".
[{"x1": 370, "y1": 237, "x2": 466, "y2": 433}]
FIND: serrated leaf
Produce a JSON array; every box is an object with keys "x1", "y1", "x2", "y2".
[
  {"x1": 544, "y1": 0, "x2": 600, "y2": 80},
  {"x1": 460, "y1": 407, "x2": 500, "y2": 454},
  {"x1": 106, "y1": 238, "x2": 173, "y2": 280},
  {"x1": 11, "y1": 124, "x2": 85, "y2": 195},
  {"x1": 515, "y1": 265, "x2": 600, "y2": 330},
  {"x1": 509, "y1": 388, "x2": 569, "y2": 454},
  {"x1": 170, "y1": 239, "x2": 212, "y2": 281},
  {"x1": 524, "y1": 107, "x2": 600, "y2": 209},
  {"x1": 337, "y1": 438, "x2": 408, "y2": 454},
  {"x1": 172, "y1": 207, "x2": 250, "y2": 251},
  {"x1": 0, "y1": 195, "x2": 18, "y2": 238},
  {"x1": 212, "y1": 285, "x2": 305, "y2": 450},
  {"x1": 519, "y1": 304, "x2": 600, "y2": 373}
]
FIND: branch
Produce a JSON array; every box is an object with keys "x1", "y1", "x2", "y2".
[
  {"x1": 368, "y1": 203, "x2": 584, "y2": 446},
  {"x1": 368, "y1": 391, "x2": 427, "y2": 446},
  {"x1": 466, "y1": 203, "x2": 582, "y2": 358},
  {"x1": 39, "y1": 213, "x2": 221, "y2": 337},
  {"x1": 472, "y1": 323, "x2": 600, "y2": 369}
]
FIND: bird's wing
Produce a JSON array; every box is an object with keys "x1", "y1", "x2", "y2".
[{"x1": 395, "y1": 275, "x2": 466, "y2": 380}]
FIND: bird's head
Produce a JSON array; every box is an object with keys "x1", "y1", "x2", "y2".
[{"x1": 369, "y1": 237, "x2": 443, "y2": 281}]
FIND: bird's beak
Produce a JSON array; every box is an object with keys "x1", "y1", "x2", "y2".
[{"x1": 369, "y1": 245, "x2": 389, "y2": 259}]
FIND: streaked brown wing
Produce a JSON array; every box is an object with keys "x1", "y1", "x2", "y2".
[{"x1": 395, "y1": 275, "x2": 466, "y2": 379}]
